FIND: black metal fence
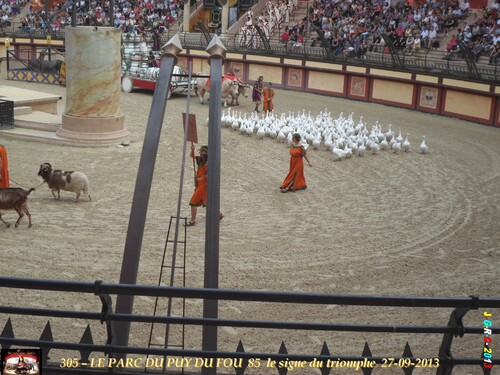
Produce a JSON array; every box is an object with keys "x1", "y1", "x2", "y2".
[
  {"x1": 0, "y1": 277, "x2": 498, "y2": 375},
  {"x1": 0, "y1": 99, "x2": 14, "y2": 130},
  {"x1": 5, "y1": 46, "x2": 65, "y2": 74},
  {"x1": 3, "y1": 23, "x2": 500, "y2": 84}
]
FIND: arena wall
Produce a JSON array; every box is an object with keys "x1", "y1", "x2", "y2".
[
  {"x1": 3, "y1": 35, "x2": 500, "y2": 127},
  {"x1": 185, "y1": 50, "x2": 500, "y2": 127}
]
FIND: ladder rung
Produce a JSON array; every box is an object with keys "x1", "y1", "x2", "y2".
[{"x1": 147, "y1": 215, "x2": 187, "y2": 353}]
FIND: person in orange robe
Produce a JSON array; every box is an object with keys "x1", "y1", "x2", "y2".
[
  {"x1": 263, "y1": 82, "x2": 274, "y2": 113},
  {"x1": 0, "y1": 144, "x2": 9, "y2": 188},
  {"x1": 186, "y1": 144, "x2": 223, "y2": 226},
  {"x1": 280, "y1": 133, "x2": 312, "y2": 192}
]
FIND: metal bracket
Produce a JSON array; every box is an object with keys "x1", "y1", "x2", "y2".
[
  {"x1": 436, "y1": 307, "x2": 470, "y2": 375},
  {"x1": 94, "y1": 280, "x2": 114, "y2": 349}
]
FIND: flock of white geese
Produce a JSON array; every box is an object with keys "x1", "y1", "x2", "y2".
[{"x1": 217, "y1": 109, "x2": 429, "y2": 160}]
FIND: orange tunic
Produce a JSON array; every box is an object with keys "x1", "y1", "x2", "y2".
[
  {"x1": 189, "y1": 157, "x2": 207, "y2": 207},
  {"x1": 0, "y1": 144, "x2": 9, "y2": 188},
  {"x1": 263, "y1": 87, "x2": 274, "y2": 112},
  {"x1": 280, "y1": 145, "x2": 307, "y2": 191}
]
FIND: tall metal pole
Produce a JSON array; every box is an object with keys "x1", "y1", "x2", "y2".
[
  {"x1": 109, "y1": 0, "x2": 114, "y2": 27},
  {"x1": 201, "y1": 35, "x2": 226, "y2": 375},
  {"x1": 163, "y1": 61, "x2": 193, "y2": 354},
  {"x1": 114, "y1": 35, "x2": 183, "y2": 356},
  {"x1": 307, "y1": 0, "x2": 310, "y2": 37},
  {"x1": 71, "y1": 0, "x2": 76, "y2": 27}
]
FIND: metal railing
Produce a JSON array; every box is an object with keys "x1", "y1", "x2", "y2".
[
  {"x1": 0, "y1": 276, "x2": 498, "y2": 375},
  {"x1": 6, "y1": 47, "x2": 65, "y2": 74},
  {"x1": 3, "y1": 22, "x2": 500, "y2": 83}
]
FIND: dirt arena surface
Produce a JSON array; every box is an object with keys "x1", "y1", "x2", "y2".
[{"x1": 0, "y1": 71, "x2": 499, "y2": 374}]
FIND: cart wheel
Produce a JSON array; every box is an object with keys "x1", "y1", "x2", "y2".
[{"x1": 121, "y1": 77, "x2": 133, "y2": 93}]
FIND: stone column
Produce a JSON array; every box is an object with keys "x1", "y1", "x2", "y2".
[{"x1": 57, "y1": 26, "x2": 129, "y2": 145}]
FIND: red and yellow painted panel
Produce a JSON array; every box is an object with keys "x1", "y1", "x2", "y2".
[
  {"x1": 417, "y1": 86, "x2": 440, "y2": 113},
  {"x1": 371, "y1": 79, "x2": 414, "y2": 107},
  {"x1": 444, "y1": 89, "x2": 493, "y2": 121},
  {"x1": 307, "y1": 71, "x2": 344, "y2": 94},
  {"x1": 348, "y1": 76, "x2": 368, "y2": 100},
  {"x1": 227, "y1": 61, "x2": 245, "y2": 80},
  {"x1": 286, "y1": 68, "x2": 304, "y2": 89},
  {"x1": 190, "y1": 57, "x2": 210, "y2": 75},
  {"x1": 248, "y1": 64, "x2": 282, "y2": 85}
]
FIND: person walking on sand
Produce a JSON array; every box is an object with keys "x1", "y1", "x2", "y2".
[
  {"x1": 0, "y1": 144, "x2": 9, "y2": 188},
  {"x1": 186, "y1": 144, "x2": 224, "y2": 226},
  {"x1": 280, "y1": 133, "x2": 312, "y2": 193},
  {"x1": 252, "y1": 75, "x2": 264, "y2": 112},
  {"x1": 263, "y1": 82, "x2": 274, "y2": 113}
]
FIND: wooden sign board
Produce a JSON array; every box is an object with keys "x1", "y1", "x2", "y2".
[{"x1": 182, "y1": 113, "x2": 198, "y2": 144}]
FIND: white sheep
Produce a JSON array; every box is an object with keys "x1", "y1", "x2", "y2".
[{"x1": 37, "y1": 163, "x2": 91, "y2": 202}]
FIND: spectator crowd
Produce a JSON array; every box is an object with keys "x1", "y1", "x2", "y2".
[
  {"x1": 13, "y1": 0, "x2": 182, "y2": 35},
  {"x1": 2, "y1": 0, "x2": 500, "y2": 65},
  {"x1": 1, "y1": 0, "x2": 26, "y2": 26},
  {"x1": 279, "y1": 0, "x2": 499, "y2": 63}
]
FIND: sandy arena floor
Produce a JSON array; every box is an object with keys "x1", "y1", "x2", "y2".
[{"x1": 0, "y1": 71, "x2": 499, "y2": 374}]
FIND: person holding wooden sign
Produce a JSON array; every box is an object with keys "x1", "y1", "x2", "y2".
[{"x1": 186, "y1": 144, "x2": 224, "y2": 226}]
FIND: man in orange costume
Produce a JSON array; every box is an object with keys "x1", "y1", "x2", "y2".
[
  {"x1": 186, "y1": 144, "x2": 223, "y2": 226},
  {"x1": 280, "y1": 133, "x2": 312, "y2": 192},
  {"x1": 0, "y1": 144, "x2": 9, "y2": 188},
  {"x1": 263, "y1": 82, "x2": 274, "y2": 113}
]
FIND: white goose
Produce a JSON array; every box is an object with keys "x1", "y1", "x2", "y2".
[
  {"x1": 389, "y1": 134, "x2": 396, "y2": 149},
  {"x1": 420, "y1": 135, "x2": 429, "y2": 154},
  {"x1": 343, "y1": 143, "x2": 353, "y2": 158},
  {"x1": 385, "y1": 124, "x2": 393, "y2": 141},
  {"x1": 257, "y1": 126, "x2": 265, "y2": 139},
  {"x1": 312, "y1": 136, "x2": 321, "y2": 150},
  {"x1": 380, "y1": 137, "x2": 389, "y2": 150},
  {"x1": 277, "y1": 130, "x2": 286, "y2": 142},
  {"x1": 402, "y1": 133, "x2": 411, "y2": 152},
  {"x1": 393, "y1": 141, "x2": 401, "y2": 154},
  {"x1": 396, "y1": 128, "x2": 403, "y2": 143},
  {"x1": 332, "y1": 142, "x2": 347, "y2": 161},
  {"x1": 357, "y1": 143, "x2": 366, "y2": 157},
  {"x1": 269, "y1": 127, "x2": 278, "y2": 139},
  {"x1": 377, "y1": 123, "x2": 386, "y2": 143},
  {"x1": 324, "y1": 137, "x2": 333, "y2": 151},
  {"x1": 240, "y1": 120, "x2": 248, "y2": 135}
]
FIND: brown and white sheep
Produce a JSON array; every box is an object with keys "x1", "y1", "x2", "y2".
[
  {"x1": 0, "y1": 187, "x2": 35, "y2": 227},
  {"x1": 37, "y1": 163, "x2": 91, "y2": 202}
]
